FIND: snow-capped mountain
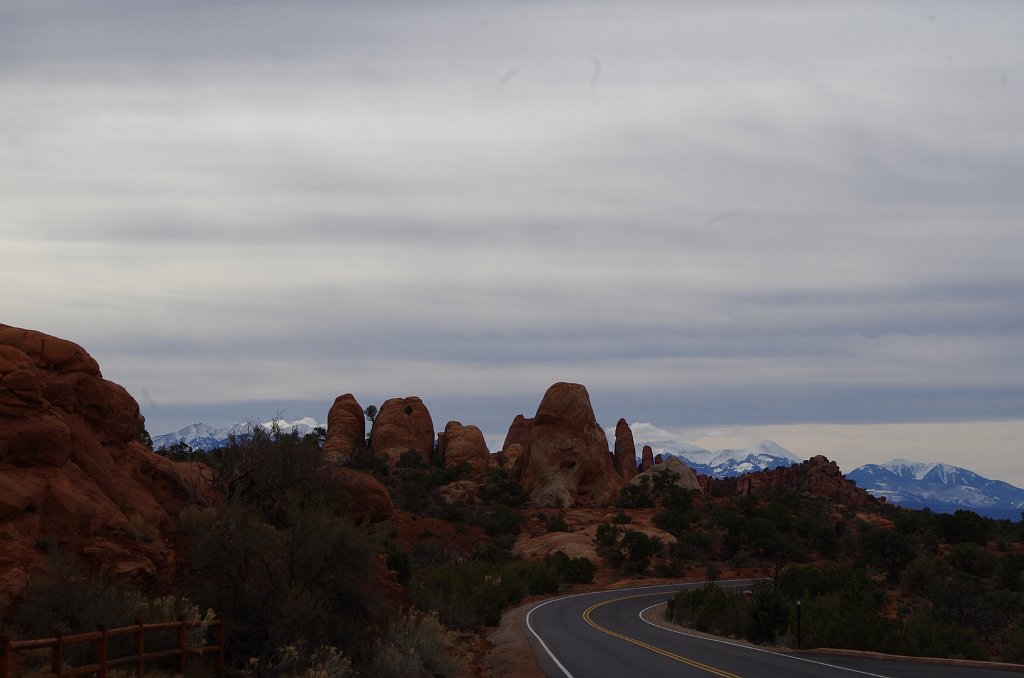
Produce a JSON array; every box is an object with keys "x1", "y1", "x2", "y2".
[
  {"x1": 663, "y1": 440, "x2": 802, "y2": 478},
  {"x1": 153, "y1": 417, "x2": 322, "y2": 451},
  {"x1": 846, "y1": 460, "x2": 1024, "y2": 520},
  {"x1": 630, "y1": 438, "x2": 806, "y2": 481}
]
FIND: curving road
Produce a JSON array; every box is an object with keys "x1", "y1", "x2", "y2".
[{"x1": 525, "y1": 581, "x2": 1024, "y2": 678}]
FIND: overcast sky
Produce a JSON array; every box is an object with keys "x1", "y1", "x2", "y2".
[{"x1": 3, "y1": 2, "x2": 1023, "y2": 482}]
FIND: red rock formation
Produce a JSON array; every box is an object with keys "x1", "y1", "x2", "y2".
[
  {"x1": 707, "y1": 455, "x2": 875, "y2": 506},
  {"x1": 640, "y1": 445, "x2": 655, "y2": 473},
  {"x1": 654, "y1": 453, "x2": 664, "y2": 464},
  {"x1": 437, "y1": 480, "x2": 480, "y2": 505},
  {"x1": 515, "y1": 383, "x2": 624, "y2": 507},
  {"x1": 498, "y1": 414, "x2": 532, "y2": 469},
  {"x1": 322, "y1": 467, "x2": 393, "y2": 522},
  {"x1": 613, "y1": 418, "x2": 638, "y2": 481},
  {"x1": 322, "y1": 393, "x2": 365, "y2": 463},
  {"x1": 0, "y1": 324, "x2": 213, "y2": 603},
  {"x1": 631, "y1": 457, "x2": 702, "y2": 492},
  {"x1": 369, "y1": 396, "x2": 435, "y2": 466},
  {"x1": 441, "y1": 421, "x2": 490, "y2": 474}
]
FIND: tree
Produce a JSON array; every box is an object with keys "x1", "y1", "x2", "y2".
[{"x1": 364, "y1": 405, "x2": 378, "y2": 422}]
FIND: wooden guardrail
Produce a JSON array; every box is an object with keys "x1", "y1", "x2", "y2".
[{"x1": 0, "y1": 616, "x2": 224, "y2": 678}]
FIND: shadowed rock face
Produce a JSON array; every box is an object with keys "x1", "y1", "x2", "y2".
[
  {"x1": 640, "y1": 445, "x2": 655, "y2": 473},
  {"x1": 613, "y1": 418, "x2": 638, "y2": 481},
  {"x1": 322, "y1": 467, "x2": 393, "y2": 522},
  {"x1": 0, "y1": 324, "x2": 214, "y2": 603},
  {"x1": 442, "y1": 421, "x2": 490, "y2": 474},
  {"x1": 516, "y1": 382, "x2": 623, "y2": 507},
  {"x1": 499, "y1": 414, "x2": 532, "y2": 470},
  {"x1": 370, "y1": 396, "x2": 435, "y2": 466},
  {"x1": 323, "y1": 393, "x2": 365, "y2": 463}
]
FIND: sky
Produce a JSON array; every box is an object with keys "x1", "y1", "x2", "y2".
[{"x1": 3, "y1": 2, "x2": 1023, "y2": 482}]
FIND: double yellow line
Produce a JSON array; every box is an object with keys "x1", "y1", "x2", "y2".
[{"x1": 582, "y1": 594, "x2": 743, "y2": 678}]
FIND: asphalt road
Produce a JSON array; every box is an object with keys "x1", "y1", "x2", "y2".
[{"x1": 525, "y1": 581, "x2": 1024, "y2": 678}]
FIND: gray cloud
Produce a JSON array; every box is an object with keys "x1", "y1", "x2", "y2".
[{"x1": 3, "y1": 1, "x2": 1023, "y2": 481}]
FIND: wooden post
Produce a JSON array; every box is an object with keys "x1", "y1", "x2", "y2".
[
  {"x1": 97, "y1": 625, "x2": 109, "y2": 678},
  {"x1": 52, "y1": 631, "x2": 64, "y2": 677},
  {"x1": 1, "y1": 635, "x2": 11, "y2": 678},
  {"x1": 176, "y1": 617, "x2": 187, "y2": 675},
  {"x1": 134, "y1": 621, "x2": 144, "y2": 676},
  {"x1": 214, "y1": 615, "x2": 225, "y2": 677}
]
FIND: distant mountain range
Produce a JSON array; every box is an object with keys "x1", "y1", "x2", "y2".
[
  {"x1": 846, "y1": 460, "x2": 1024, "y2": 521},
  {"x1": 665, "y1": 440, "x2": 803, "y2": 478},
  {"x1": 157, "y1": 419, "x2": 1024, "y2": 521},
  {"x1": 152, "y1": 417, "x2": 322, "y2": 450},
  {"x1": 642, "y1": 438, "x2": 1024, "y2": 521}
]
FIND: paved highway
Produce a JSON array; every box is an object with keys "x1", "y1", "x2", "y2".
[{"x1": 525, "y1": 581, "x2": 1024, "y2": 677}]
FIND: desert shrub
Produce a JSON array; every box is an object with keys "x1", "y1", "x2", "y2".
[
  {"x1": 384, "y1": 541, "x2": 412, "y2": 586},
  {"x1": 477, "y1": 469, "x2": 525, "y2": 507},
  {"x1": 545, "y1": 512, "x2": 569, "y2": 533},
  {"x1": 744, "y1": 585, "x2": 789, "y2": 644},
  {"x1": 902, "y1": 611, "x2": 986, "y2": 660},
  {"x1": 671, "y1": 583, "x2": 745, "y2": 636},
  {"x1": 858, "y1": 527, "x2": 918, "y2": 582},
  {"x1": 1002, "y1": 624, "x2": 1024, "y2": 663},
  {"x1": 345, "y1": 449, "x2": 389, "y2": 476},
  {"x1": 258, "y1": 642, "x2": 354, "y2": 678},
  {"x1": 669, "y1": 530, "x2": 712, "y2": 561},
  {"x1": 546, "y1": 551, "x2": 595, "y2": 585},
  {"x1": 653, "y1": 558, "x2": 686, "y2": 577},
  {"x1": 182, "y1": 485, "x2": 391, "y2": 666},
  {"x1": 618, "y1": 479, "x2": 654, "y2": 509},
  {"x1": 611, "y1": 510, "x2": 632, "y2": 524},
  {"x1": 365, "y1": 610, "x2": 467, "y2": 678},
  {"x1": 947, "y1": 542, "x2": 997, "y2": 578},
  {"x1": 396, "y1": 449, "x2": 426, "y2": 469},
  {"x1": 618, "y1": 530, "x2": 656, "y2": 574},
  {"x1": 594, "y1": 523, "x2": 619, "y2": 550},
  {"x1": 901, "y1": 556, "x2": 949, "y2": 596},
  {"x1": 477, "y1": 504, "x2": 523, "y2": 536},
  {"x1": 410, "y1": 563, "x2": 515, "y2": 630},
  {"x1": 652, "y1": 487, "x2": 697, "y2": 537},
  {"x1": 935, "y1": 510, "x2": 990, "y2": 545}
]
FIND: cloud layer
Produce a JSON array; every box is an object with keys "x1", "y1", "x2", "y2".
[{"x1": 3, "y1": 2, "x2": 1022, "y2": 480}]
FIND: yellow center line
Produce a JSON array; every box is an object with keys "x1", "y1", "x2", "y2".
[{"x1": 582, "y1": 593, "x2": 744, "y2": 678}]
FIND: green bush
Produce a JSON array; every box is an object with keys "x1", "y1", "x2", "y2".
[
  {"x1": 618, "y1": 479, "x2": 654, "y2": 509},
  {"x1": 671, "y1": 583, "x2": 745, "y2": 636},
  {"x1": 545, "y1": 512, "x2": 570, "y2": 533},
  {"x1": 547, "y1": 551, "x2": 595, "y2": 585}
]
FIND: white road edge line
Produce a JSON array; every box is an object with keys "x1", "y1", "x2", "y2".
[
  {"x1": 524, "y1": 602, "x2": 581, "y2": 678},
  {"x1": 524, "y1": 581, "x2": 712, "y2": 678},
  {"x1": 638, "y1": 602, "x2": 893, "y2": 678}
]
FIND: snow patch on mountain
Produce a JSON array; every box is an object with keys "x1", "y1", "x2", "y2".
[
  {"x1": 847, "y1": 459, "x2": 1024, "y2": 520},
  {"x1": 153, "y1": 417, "x2": 323, "y2": 450}
]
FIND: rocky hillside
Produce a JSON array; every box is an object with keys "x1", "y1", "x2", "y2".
[{"x1": 0, "y1": 324, "x2": 214, "y2": 605}]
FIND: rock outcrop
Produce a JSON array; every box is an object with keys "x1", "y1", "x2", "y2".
[
  {"x1": 369, "y1": 396, "x2": 435, "y2": 466},
  {"x1": 322, "y1": 393, "x2": 366, "y2": 463},
  {"x1": 0, "y1": 324, "x2": 213, "y2": 603},
  {"x1": 322, "y1": 467, "x2": 393, "y2": 522},
  {"x1": 702, "y1": 455, "x2": 876, "y2": 506},
  {"x1": 498, "y1": 414, "x2": 532, "y2": 469},
  {"x1": 441, "y1": 421, "x2": 490, "y2": 474},
  {"x1": 514, "y1": 383, "x2": 623, "y2": 507},
  {"x1": 630, "y1": 457, "x2": 702, "y2": 492},
  {"x1": 640, "y1": 445, "x2": 655, "y2": 473},
  {"x1": 613, "y1": 418, "x2": 638, "y2": 481}
]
